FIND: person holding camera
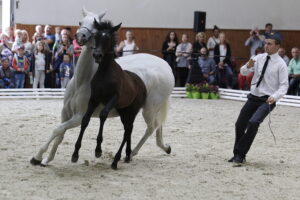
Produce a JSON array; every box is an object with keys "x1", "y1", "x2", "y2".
[{"x1": 245, "y1": 28, "x2": 265, "y2": 57}]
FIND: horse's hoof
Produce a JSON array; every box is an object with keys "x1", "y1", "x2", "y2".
[
  {"x1": 111, "y1": 163, "x2": 118, "y2": 170},
  {"x1": 95, "y1": 150, "x2": 102, "y2": 158},
  {"x1": 40, "y1": 163, "x2": 47, "y2": 167},
  {"x1": 30, "y1": 157, "x2": 42, "y2": 166},
  {"x1": 71, "y1": 155, "x2": 79, "y2": 163},
  {"x1": 166, "y1": 146, "x2": 171, "y2": 154},
  {"x1": 124, "y1": 156, "x2": 131, "y2": 163}
]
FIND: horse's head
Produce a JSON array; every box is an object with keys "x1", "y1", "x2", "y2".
[
  {"x1": 75, "y1": 8, "x2": 106, "y2": 46},
  {"x1": 92, "y1": 20, "x2": 122, "y2": 63}
]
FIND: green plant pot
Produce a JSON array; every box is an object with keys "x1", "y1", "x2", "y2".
[
  {"x1": 210, "y1": 93, "x2": 219, "y2": 99},
  {"x1": 186, "y1": 91, "x2": 193, "y2": 98},
  {"x1": 192, "y1": 91, "x2": 201, "y2": 99},
  {"x1": 201, "y1": 92, "x2": 209, "y2": 99}
]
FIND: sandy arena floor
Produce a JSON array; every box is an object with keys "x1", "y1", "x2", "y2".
[{"x1": 0, "y1": 98, "x2": 299, "y2": 200}]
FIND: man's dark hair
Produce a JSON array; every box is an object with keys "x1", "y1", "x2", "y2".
[{"x1": 265, "y1": 23, "x2": 273, "y2": 28}]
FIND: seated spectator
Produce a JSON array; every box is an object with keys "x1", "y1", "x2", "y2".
[
  {"x1": 12, "y1": 45, "x2": 29, "y2": 88},
  {"x1": 0, "y1": 57, "x2": 15, "y2": 88},
  {"x1": 175, "y1": 34, "x2": 192, "y2": 87},
  {"x1": 214, "y1": 32, "x2": 233, "y2": 88},
  {"x1": 60, "y1": 54, "x2": 73, "y2": 88},
  {"x1": 116, "y1": 30, "x2": 139, "y2": 57},
  {"x1": 198, "y1": 47, "x2": 216, "y2": 84},
  {"x1": 32, "y1": 41, "x2": 51, "y2": 88},
  {"x1": 0, "y1": 33, "x2": 13, "y2": 64},
  {"x1": 245, "y1": 28, "x2": 264, "y2": 57},
  {"x1": 278, "y1": 47, "x2": 290, "y2": 66},
  {"x1": 44, "y1": 25, "x2": 56, "y2": 50},
  {"x1": 207, "y1": 25, "x2": 220, "y2": 57},
  {"x1": 193, "y1": 32, "x2": 207, "y2": 55},
  {"x1": 162, "y1": 31, "x2": 178, "y2": 74},
  {"x1": 238, "y1": 47, "x2": 264, "y2": 90},
  {"x1": 287, "y1": 47, "x2": 300, "y2": 95}
]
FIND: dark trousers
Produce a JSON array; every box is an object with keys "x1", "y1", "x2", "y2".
[
  {"x1": 287, "y1": 77, "x2": 300, "y2": 95},
  {"x1": 233, "y1": 94, "x2": 276, "y2": 158},
  {"x1": 176, "y1": 67, "x2": 189, "y2": 87}
]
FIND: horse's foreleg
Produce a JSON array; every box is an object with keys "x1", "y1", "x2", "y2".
[
  {"x1": 95, "y1": 96, "x2": 117, "y2": 158},
  {"x1": 40, "y1": 114, "x2": 82, "y2": 166},
  {"x1": 30, "y1": 114, "x2": 82, "y2": 166},
  {"x1": 71, "y1": 100, "x2": 99, "y2": 163}
]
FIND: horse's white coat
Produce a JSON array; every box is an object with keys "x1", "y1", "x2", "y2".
[{"x1": 33, "y1": 9, "x2": 174, "y2": 166}]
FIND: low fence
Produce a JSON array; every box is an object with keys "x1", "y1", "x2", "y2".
[{"x1": 1, "y1": 88, "x2": 300, "y2": 107}]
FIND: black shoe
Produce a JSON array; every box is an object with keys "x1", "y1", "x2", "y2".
[
  {"x1": 232, "y1": 154, "x2": 246, "y2": 164},
  {"x1": 228, "y1": 156, "x2": 235, "y2": 162}
]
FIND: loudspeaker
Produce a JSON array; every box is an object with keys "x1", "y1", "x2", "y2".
[{"x1": 194, "y1": 11, "x2": 206, "y2": 32}]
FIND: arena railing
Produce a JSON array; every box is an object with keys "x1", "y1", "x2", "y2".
[{"x1": 0, "y1": 88, "x2": 300, "y2": 107}]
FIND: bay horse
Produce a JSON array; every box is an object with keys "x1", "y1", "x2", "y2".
[
  {"x1": 72, "y1": 21, "x2": 147, "y2": 169},
  {"x1": 30, "y1": 8, "x2": 174, "y2": 166}
]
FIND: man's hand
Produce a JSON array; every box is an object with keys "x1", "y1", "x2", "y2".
[
  {"x1": 266, "y1": 96, "x2": 276, "y2": 104},
  {"x1": 247, "y1": 59, "x2": 255, "y2": 68}
]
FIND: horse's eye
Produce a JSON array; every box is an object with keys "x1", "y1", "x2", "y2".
[{"x1": 79, "y1": 22, "x2": 82, "y2": 26}]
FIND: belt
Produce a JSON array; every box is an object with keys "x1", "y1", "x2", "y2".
[{"x1": 247, "y1": 93, "x2": 269, "y2": 103}]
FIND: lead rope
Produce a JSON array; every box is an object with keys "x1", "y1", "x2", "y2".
[{"x1": 268, "y1": 103, "x2": 276, "y2": 145}]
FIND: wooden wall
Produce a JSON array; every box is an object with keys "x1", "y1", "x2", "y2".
[{"x1": 15, "y1": 23, "x2": 300, "y2": 69}]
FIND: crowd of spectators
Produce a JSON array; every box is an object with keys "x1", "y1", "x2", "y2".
[
  {"x1": 1, "y1": 22, "x2": 300, "y2": 96},
  {"x1": 0, "y1": 25, "x2": 80, "y2": 89}
]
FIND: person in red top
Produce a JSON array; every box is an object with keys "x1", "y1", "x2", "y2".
[
  {"x1": 72, "y1": 38, "x2": 82, "y2": 69},
  {"x1": 12, "y1": 45, "x2": 29, "y2": 88}
]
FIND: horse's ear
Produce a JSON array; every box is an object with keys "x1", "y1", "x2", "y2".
[
  {"x1": 112, "y1": 23, "x2": 122, "y2": 33},
  {"x1": 97, "y1": 10, "x2": 107, "y2": 22},
  {"x1": 82, "y1": 7, "x2": 88, "y2": 17},
  {"x1": 93, "y1": 18, "x2": 101, "y2": 29}
]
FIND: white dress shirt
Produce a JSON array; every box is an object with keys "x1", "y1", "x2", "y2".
[{"x1": 240, "y1": 52, "x2": 288, "y2": 101}]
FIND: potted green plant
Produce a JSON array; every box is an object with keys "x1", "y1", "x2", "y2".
[
  {"x1": 191, "y1": 84, "x2": 201, "y2": 99},
  {"x1": 185, "y1": 83, "x2": 193, "y2": 98},
  {"x1": 199, "y1": 82, "x2": 210, "y2": 99},
  {"x1": 209, "y1": 85, "x2": 219, "y2": 99}
]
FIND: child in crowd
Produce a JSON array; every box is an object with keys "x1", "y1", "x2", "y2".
[
  {"x1": 59, "y1": 54, "x2": 73, "y2": 88},
  {"x1": 0, "y1": 57, "x2": 15, "y2": 88},
  {"x1": 12, "y1": 45, "x2": 29, "y2": 88},
  {"x1": 32, "y1": 41, "x2": 48, "y2": 88}
]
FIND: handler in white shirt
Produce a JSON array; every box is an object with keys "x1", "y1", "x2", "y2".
[{"x1": 229, "y1": 32, "x2": 288, "y2": 165}]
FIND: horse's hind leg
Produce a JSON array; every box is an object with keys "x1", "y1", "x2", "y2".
[
  {"x1": 40, "y1": 114, "x2": 82, "y2": 166},
  {"x1": 30, "y1": 114, "x2": 82, "y2": 166},
  {"x1": 156, "y1": 126, "x2": 171, "y2": 154}
]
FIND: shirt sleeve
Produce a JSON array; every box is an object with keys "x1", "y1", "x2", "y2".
[
  {"x1": 288, "y1": 61, "x2": 293, "y2": 74},
  {"x1": 245, "y1": 37, "x2": 252, "y2": 46},
  {"x1": 240, "y1": 56, "x2": 257, "y2": 75},
  {"x1": 271, "y1": 64, "x2": 289, "y2": 101}
]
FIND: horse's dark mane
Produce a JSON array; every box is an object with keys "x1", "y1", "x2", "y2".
[{"x1": 94, "y1": 20, "x2": 118, "y2": 50}]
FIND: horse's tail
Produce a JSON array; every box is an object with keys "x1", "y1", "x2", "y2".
[{"x1": 156, "y1": 98, "x2": 170, "y2": 127}]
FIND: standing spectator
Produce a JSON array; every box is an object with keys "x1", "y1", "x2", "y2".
[
  {"x1": 175, "y1": 34, "x2": 192, "y2": 87},
  {"x1": 4, "y1": 27, "x2": 15, "y2": 42},
  {"x1": 238, "y1": 47, "x2": 264, "y2": 90},
  {"x1": 0, "y1": 34, "x2": 13, "y2": 64},
  {"x1": 287, "y1": 47, "x2": 300, "y2": 95},
  {"x1": 55, "y1": 27, "x2": 62, "y2": 43},
  {"x1": 12, "y1": 29, "x2": 23, "y2": 52},
  {"x1": 193, "y1": 32, "x2": 207, "y2": 55},
  {"x1": 207, "y1": 25, "x2": 220, "y2": 57},
  {"x1": 198, "y1": 47, "x2": 216, "y2": 84},
  {"x1": 21, "y1": 30, "x2": 34, "y2": 57},
  {"x1": 72, "y1": 38, "x2": 82, "y2": 68},
  {"x1": 245, "y1": 28, "x2": 264, "y2": 57},
  {"x1": 44, "y1": 25, "x2": 56, "y2": 50},
  {"x1": 162, "y1": 31, "x2": 178, "y2": 74},
  {"x1": 278, "y1": 47, "x2": 290, "y2": 66},
  {"x1": 214, "y1": 32, "x2": 233, "y2": 88},
  {"x1": 32, "y1": 41, "x2": 51, "y2": 88},
  {"x1": 53, "y1": 34, "x2": 74, "y2": 87},
  {"x1": 12, "y1": 45, "x2": 29, "y2": 88},
  {"x1": 32, "y1": 25, "x2": 45, "y2": 44},
  {"x1": 263, "y1": 23, "x2": 273, "y2": 39},
  {"x1": 60, "y1": 54, "x2": 73, "y2": 88},
  {"x1": 0, "y1": 57, "x2": 15, "y2": 88},
  {"x1": 116, "y1": 30, "x2": 139, "y2": 57}
]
